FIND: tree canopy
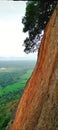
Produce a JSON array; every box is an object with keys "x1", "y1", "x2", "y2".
[{"x1": 22, "y1": 0, "x2": 57, "y2": 53}]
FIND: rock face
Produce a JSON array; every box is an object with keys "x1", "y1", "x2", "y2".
[{"x1": 11, "y1": 5, "x2": 58, "y2": 130}]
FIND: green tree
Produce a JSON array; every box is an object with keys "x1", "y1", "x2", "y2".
[{"x1": 22, "y1": 0, "x2": 57, "y2": 53}]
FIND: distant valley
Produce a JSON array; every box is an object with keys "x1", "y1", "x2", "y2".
[{"x1": 0, "y1": 60, "x2": 36, "y2": 130}]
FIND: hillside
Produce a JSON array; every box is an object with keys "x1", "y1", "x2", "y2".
[{"x1": 10, "y1": 5, "x2": 58, "y2": 130}]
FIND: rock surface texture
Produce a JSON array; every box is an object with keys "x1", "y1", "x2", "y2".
[{"x1": 11, "y1": 5, "x2": 58, "y2": 130}]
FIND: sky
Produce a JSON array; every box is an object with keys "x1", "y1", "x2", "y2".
[{"x1": 0, "y1": 1, "x2": 37, "y2": 60}]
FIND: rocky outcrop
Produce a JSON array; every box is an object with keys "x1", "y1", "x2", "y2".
[{"x1": 11, "y1": 5, "x2": 58, "y2": 130}]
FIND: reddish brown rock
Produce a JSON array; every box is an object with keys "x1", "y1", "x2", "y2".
[{"x1": 11, "y1": 5, "x2": 58, "y2": 130}]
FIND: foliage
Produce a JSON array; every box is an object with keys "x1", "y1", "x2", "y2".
[{"x1": 22, "y1": 0, "x2": 57, "y2": 53}]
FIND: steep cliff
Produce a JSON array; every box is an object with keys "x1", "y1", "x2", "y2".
[{"x1": 11, "y1": 5, "x2": 58, "y2": 130}]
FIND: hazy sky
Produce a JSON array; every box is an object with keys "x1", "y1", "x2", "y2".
[{"x1": 0, "y1": 1, "x2": 37, "y2": 60}]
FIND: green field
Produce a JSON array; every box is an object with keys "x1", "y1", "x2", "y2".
[
  {"x1": 0, "y1": 61, "x2": 35, "y2": 130},
  {"x1": 0, "y1": 69, "x2": 33, "y2": 95}
]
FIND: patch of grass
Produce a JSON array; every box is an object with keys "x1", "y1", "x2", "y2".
[
  {"x1": 0, "y1": 79, "x2": 26, "y2": 96},
  {"x1": 3, "y1": 82, "x2": 25, "y2": 94},
  {"x1": 0, "y1": 69, "x2": 33, "y2": 96}
]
